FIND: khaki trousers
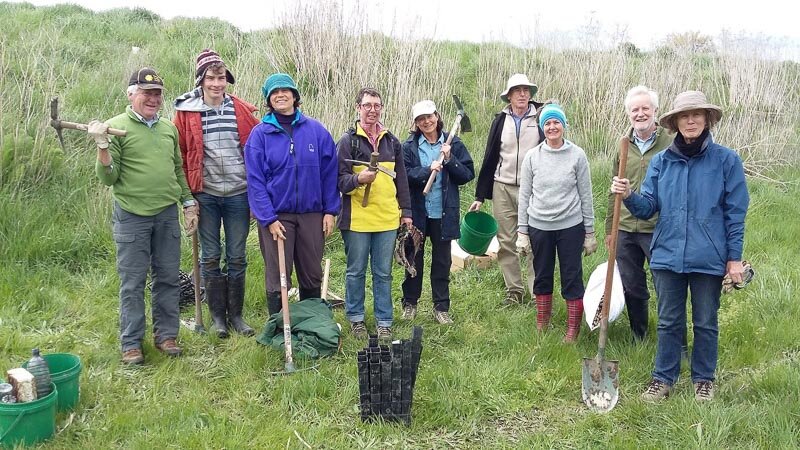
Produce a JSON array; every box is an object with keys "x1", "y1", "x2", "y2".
[{"x1": 492, "y1": 181, "x2": 534, "y2": 298}]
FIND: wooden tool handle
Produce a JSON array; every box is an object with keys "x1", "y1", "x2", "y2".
[
  {"x1": 277, "y1": 239, "x2": 294, "y2": 369},
  {"x1": 191, "y1": 232, "x2": 204, "y2": 330},
  {"x1": 59, "y1": 120, "x2": 127, "y2": 136},
  {"x1": 422, "y1": 117, "x2": 461, "y2": 195},
  {"x1": 321, "y1": 259, "x2": 331, "y2": 300},
  {"x1": 598, "y1": 138, "x2": 630, "y2": 355}
]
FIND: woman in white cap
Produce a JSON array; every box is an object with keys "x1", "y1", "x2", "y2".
[
  {"x1": 400, "y1": 100, "x2": 475, "y2": 324},
  {"x1": 469, "y1": 74, "x2": 543, "y2": 306},
  {"x1": 611, "y1": 90, "x2": 749, "y2": 402}
]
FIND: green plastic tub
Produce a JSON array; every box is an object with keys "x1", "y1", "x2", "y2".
[
  {"x1": 0, "y1": 383, "x2": 57, "y2": 447},
  {"x1": 458, "y1": 211, "x2": 498, "y2": 256},
  {"x1": 23, "y1": 353, "x2": 81, "y2": 412}
]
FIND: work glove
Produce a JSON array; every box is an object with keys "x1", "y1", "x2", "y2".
[
  {"x1": 515, "y1": 233, "x2": 531, "y2": 256},
  {"x1": 722, "y1": 260, "x2": 755, "y2": 293},
  {"x1": 183, "y1": 204, "x2": 199, "y2": 235},
  {"x1": 583, "y1": 233, "x2": 598, "y2": 256},
  {"x1": 87, "y1": 119, "x2": 110, "y2": 149}
]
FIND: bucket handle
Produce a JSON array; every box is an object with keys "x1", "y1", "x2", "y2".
[{"x1": 0, "y1": 409, "x2": 29, "y2": 444}]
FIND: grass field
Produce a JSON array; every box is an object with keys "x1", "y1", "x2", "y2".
[{"x1": 1, "y1": 3, "x2": 799, "y2": 449}]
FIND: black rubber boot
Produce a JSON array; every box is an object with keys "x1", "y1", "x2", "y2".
[
  {"x1": 226, "y1": 275, "x2": 254, "y2": 336},
  {"x1": 205, "y1": 276, "x2": 229, "y2": 339},
  {"x1": 266, "y1": 291, "x2": 282, "y2": 316},
  {"x1": 299, "y1": 286, "x2": 322, "y2": 300}
]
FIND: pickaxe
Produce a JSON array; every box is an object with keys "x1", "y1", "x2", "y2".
[
  {"x1": 423, "y1": 95, "x2": 472, "y2": 195},
  {"x1": 50, "y1": 97, "x2": 126, "y2": 149},
  {"x1": 344, "y1": 154, "x2": 397, "y2": 207}
]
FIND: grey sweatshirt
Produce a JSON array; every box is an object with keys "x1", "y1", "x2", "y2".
[{"x1": 517, "y1": 139, "x2": 594, "y2": 233}]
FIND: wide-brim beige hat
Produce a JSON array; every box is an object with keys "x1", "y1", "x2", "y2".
[
  {"x1": 500, "y1": 73, "x2": 538, "y2": 103},
  {"x1": 658, "y1": 90, "x2": 722, "y2": 132}
]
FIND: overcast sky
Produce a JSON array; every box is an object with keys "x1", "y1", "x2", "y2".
[{"x1": 19, "y1": 0, "x2": 800, "y2": 58}]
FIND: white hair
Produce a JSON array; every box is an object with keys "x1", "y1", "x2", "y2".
[
  {"x1": 127, "y1": 85, "x2": 138, "y2": 96},
  {"x1": 624, "y1": 85, "x2": 659, "y2": 112}
]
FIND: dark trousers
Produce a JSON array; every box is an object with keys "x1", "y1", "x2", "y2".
[
  {"x1": 401, "y1": 218, "x2": 451, "y2": 312},
  {"x1": 616, "y1": 230, "x2": 653, "y2": 339},
  {"x1": 530, "y1": 223, "x2": 585, "y2": 300},
  {"x1": 258, "y1": 212, "x2": 324, "y2": 293}
]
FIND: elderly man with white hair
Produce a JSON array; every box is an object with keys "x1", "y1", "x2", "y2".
[{"x1": 605, "y1": 85, "x2": 674, "y2": 341}]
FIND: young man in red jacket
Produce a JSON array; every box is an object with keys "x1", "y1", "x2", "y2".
[{"x1": 173, "y1": 49, "x2": 259, "y2": 338}]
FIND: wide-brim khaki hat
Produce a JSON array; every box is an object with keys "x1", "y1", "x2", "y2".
[
  {"x1": 500, "y1": 73, "x2": 538, "y2": 103},
  {"x1": 658, "y1": 90, "x2": 722, "y2": 132}
]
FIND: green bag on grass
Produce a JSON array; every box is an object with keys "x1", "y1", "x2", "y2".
[{"x1": 256, "y1": 298, "x2": 341, "y2": 359}]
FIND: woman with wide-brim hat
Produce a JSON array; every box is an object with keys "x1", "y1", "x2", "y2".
[{"x1": 611, "y1": 90, "x2": 750, "y2": 402}]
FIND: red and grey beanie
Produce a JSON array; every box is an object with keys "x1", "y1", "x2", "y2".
[{"x1": 195, "y1": 48, "x2": 235, "y2": 86}]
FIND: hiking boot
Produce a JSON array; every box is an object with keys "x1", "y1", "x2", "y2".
[
  {"x1": 121, "y1": 348, "x2": 144, "y2": 365},
  {"x1": 401, "y1": 304, "x2": 417, "y2": 320},
  {"x1": 433, "y1": 309, "x2": 454, "y2": 324},
  {"x1": 694, "y1": 381, "x2": 714, "y2": 402},
  {"x1": 502, "y1": 291, "x2": 524, "y2": 306},
  {"x1": 641, "y1": 378, "x2": 670, "y2": 402},
  {"x1": 155, "y1": 339, "x2": 182, "y2": 357},
  {"x1": 350, "y1": 321, "x2": 368, "y2": 339},
  {"x1": 376, "y1": 326, "x2": 392, "y2": 340}
]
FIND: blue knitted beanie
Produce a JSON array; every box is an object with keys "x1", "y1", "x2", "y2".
[
  {"x1": 261, "y1": 73, "x2": 299, "y2": 101},
  {"x1": 539, "y1": 104, "x2": 567, "y2": 129}
]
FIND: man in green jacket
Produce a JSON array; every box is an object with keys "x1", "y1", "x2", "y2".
[
  {"x1": 605, "y1": 85, "x2": 673, "y2": 341},
  {"x1": 88, "y1": 67, "x2": 198, "y2": 365}
]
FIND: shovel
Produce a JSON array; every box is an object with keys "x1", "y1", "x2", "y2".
[
  {"x1": 423, "y1": 95, "x2": 472, "y2": 195},
  {"x1": 581, "y1": 137, "x2": 628, "y2": 412}
]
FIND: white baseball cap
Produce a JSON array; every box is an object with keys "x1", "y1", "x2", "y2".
[{"x1": 411, "y1": 100, "x2": 437, "y2": 120}]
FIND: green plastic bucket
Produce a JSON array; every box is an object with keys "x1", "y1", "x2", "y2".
[
  {"x1": 23, "y1": 353, "x2": 81, "y2": 412},
  {"x1": 458, "y1": 211, "x2": 498, "y2": 256},
  {"x1": 0, "y1": 383, "x2": 57, "y2": 447}
]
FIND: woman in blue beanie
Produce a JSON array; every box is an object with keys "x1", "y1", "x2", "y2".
[
  {"x1": 517, "y1": 103, "x2": 596, "y2": 342},
  {"x1": 245, "y1": 73, "x2": 341, "y2": 315}
]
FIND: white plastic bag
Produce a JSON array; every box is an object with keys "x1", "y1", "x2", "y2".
[{"x1": 583, "y1": 261, "x2": 625, "y2": 331}]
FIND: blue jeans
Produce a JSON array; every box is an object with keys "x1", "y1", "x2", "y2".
[
  {"x1": 652, "y1": 270, "x2": 723, "y2": 385},
  {"x1": 342, "y1": 229, "x2": 397, "y2": 327},
  {"x1": 195, "y1": 192, "x2": 250, "y2": 279}
]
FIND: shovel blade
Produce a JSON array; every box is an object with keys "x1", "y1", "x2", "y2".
[{"x1": 581, "y1": 356, "x2": 619, "y2": 412}]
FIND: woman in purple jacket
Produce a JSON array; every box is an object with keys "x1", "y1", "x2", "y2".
[{"x1": 245, "y1": 73, "x2": 341, "y2": 315}]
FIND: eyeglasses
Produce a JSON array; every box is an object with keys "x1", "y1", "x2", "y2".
[{"x1": 359, "y1": 103, "x2": 383, "y2": 111}]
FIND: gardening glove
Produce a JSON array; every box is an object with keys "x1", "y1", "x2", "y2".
[
  {"x1": 515, "y1": 233, "x2": 531, "y2": 256},
  {"x1": 583, "y1": 233, "x2": 598, "y2": 256},
  {"x1": 87, "y1": 119, "x2": 110, "y2": 149},
  {"x1": 183, "y1": 204, "x2": 199, "y2": 235}
]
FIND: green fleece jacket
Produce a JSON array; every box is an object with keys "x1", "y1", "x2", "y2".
[
  {"x1": 96, "y1": 106, "x2": 192, "y2": 216},
  {"x1": 605, "y1": 126, "x2": 674, "y2": 235}
]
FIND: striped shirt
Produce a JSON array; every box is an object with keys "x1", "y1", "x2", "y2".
[{"x1": 201, "y1": 95, "x2": 246, "y2": 196}]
